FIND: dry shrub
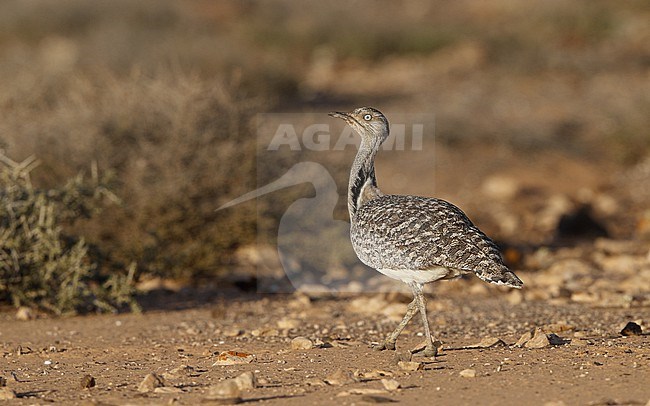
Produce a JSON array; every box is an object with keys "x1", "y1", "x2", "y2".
[
  {"x1": 2, "y1": 69, "x2": 262, "y2": 281},
  {"x1": 0, "y1": 154, "x2": 137, "y2": 315}
]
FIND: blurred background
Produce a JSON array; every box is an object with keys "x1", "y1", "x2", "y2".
[{"x1": 1, "y1": 0, "x2": 649, "y2": 314}]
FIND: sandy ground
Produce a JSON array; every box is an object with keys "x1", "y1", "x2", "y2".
[{"x1": 1, "y1": 288, "x2": 648, "y2": 405}]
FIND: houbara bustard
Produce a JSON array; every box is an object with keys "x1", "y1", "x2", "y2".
[{"x1": 329, "y1": 107, "x2": 523, "y2": 357}]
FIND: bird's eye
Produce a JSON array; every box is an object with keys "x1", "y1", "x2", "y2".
[{"x1": 363, "y1": 114, "x2": 372, "y2": 121}]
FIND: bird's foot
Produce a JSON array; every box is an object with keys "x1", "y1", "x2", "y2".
[
  {"x1": 411, "y1": 339, "x2": 441, "y2": 358},
  {"x1": 372, "y1": 340, "x2": 396, "y2": 351}
]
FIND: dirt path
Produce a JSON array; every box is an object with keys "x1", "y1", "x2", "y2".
[{"x1": 1, "y1": 293, "x2": 648, "y2": 405}]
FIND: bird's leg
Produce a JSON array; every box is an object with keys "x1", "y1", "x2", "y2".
[
  {"x1": 411, "y1": 282, "x2": 438, "y2": 357},
  {"x1": 374, "y1": 297, "x2": 419, "y2": 351}
]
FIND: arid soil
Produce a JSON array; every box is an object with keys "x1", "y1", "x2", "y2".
[{"x1": 1, "y1": 279, "x2": 648, "y2": 405}]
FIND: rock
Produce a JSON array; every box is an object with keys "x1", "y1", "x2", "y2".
[
  {"x1": 154, "y1": 386, "x2": 183, "y2": 393},
  {"x1": 336, "y1": 388, "x2": 389, "y2": 397},
  {"x1": 232, "y1": 371, "x2": 256, "y2": 390},
  {"x1": 163, "y1": 365, "x2": 194, "y2": 379},
  {"x1": 80, "y1": 374, "x2": 96, "y2": 389},
  {"x1": 381, "y1": 378, "x2": 401, "y2": 391},
  {"x1": 516, "y1": 328, "x2": 550, "y2": 348},
  {"x1": 514, "y1": 330, "x2": 534, "y2": 347},
  {"x1": 0, "y1": 376, "x2": 6, "y2": 387},
  {"x1": 620, "y1": 321, "x2": 642, "y2": 336},
  {"x1": 0, "y1": 387, "x2": 17, "y2": 400},
  {"x1": 525, "y1": 328, "x2": 550, "y2": 349},
  {"x1": 324, "y1": 369, "x2": 356, "y2": 386},
  {"x1": 138, "y1": 373, "x2": 165, "y2": 393},
  {"x1": 475, "y1": 337, "x2": 506, "y2": 348},
  {"x1": 291, "y1": 336, "x2": 313, "y2": 350},
  {"x1": 206, "y1": 380, "x2": 242, "y2": 404},
  {"x1": 397, "y1": 361, "x2": 423, "y2": 371},
  {"x1": 548, "y1": 334, "x2": 569, "y2": 346},
  {"x1": 459, "y1": 369, "x2": 477, "y2": 378},
  {"x1": 213, "y1": 351, "x2": 255, "y2": 366},
  {"x1": 15, "y1": 306, "x2": 35, "y2": 321}
]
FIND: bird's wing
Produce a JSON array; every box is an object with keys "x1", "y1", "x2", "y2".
[{"x1": 352, "y1": 194, "x2": 522, "y2": 287}]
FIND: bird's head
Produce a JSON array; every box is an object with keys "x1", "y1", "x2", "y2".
[{"x1": 328, "y1": 107, "x2": 389, "y2": 143}]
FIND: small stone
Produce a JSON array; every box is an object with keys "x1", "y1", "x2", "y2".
[
  {"x1": 291, "y1": 336, "x2": 313, "y2": 350},
  {"x1": 459, "y1": 369, "x2": 477, "y2": 378},
  {"x1": 525, "y1": 328, "x2": 550, "y2": 349},
  {"x1": 476, "y1": 337, "x2": 506, "y2": 348},
  {"x1": 0, "y1": 387, "x2": 17, "y2": 400},
  {"x1": 515, "y1": 330, "x2": 534, "y2": 347},
  {"x1": 232, "y1": 371, "x2": 256, "y2": 390},
  {"x1": 0, "y1": 376, "x2": 6, "y2": 387},
  {"x1": 80, "y1": 374, "x2": 96, "y2": 389},
  {"x1": 206, "y1": 379, "x2": 242, "y2": 404},
  {"x1": 163, "y1": 365, "x2": 194, "y2": 379},
  {"x1": 543, "y1": 401, "x2": 567, "y2": 406},
  {"x1": 154, "y1": 386, "x2": 183, "y2": 393},
  {"x1": 620, "y1": 321, "x2": 642, "y2": 336},
  {"x1": 397, "y1": 361, "x2": 423, "y2": 371},
  {"x1": 15, "y1": 306, "x2": 34, "y2": 321},
  {"x1": 381, "y1": 378, "x2": 401, "y2": 391},
  {"x1": 138, "y1": 373, "x2": 165, "y2": 393},
  {"x1": 324, "y1": 369, "x2": 356, "y2": 386},
  {"x1": 212, "y1": 351, "x2": 255, "y2": 366},
  {"x1": 548, "y1": 334, "x2": 569, "y2": 346}
]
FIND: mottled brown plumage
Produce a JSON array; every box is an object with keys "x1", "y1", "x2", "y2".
[{"x1": 329, "y1": 107, "x2": 522, "y2": 357}]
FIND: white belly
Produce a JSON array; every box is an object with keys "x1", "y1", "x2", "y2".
[{"x1": 377, "y1": 267, "x2": 458, "y2": 285}]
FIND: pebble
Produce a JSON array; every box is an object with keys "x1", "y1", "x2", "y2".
[
  {"x1": 205, "y1": 380, "x2": 242, "y2": 404},
  {"x1": 324, "y1": 369, "x2": 356, "y2": 386},
  {"x1": 381, "y1": 378, "x2": 401, "y2": 391},
  {"x1": 291, "y1": 336, "x2": 314, "y2": 350},
  {"x1": 548, "y1": 333, "x2": 569, "y2": 346},
  {"x1": 213, "y1": 351, "x2": 256, "y2": 366},
  {"x1": 137, "y1": 373, "x2": 165, "y2": 393},
  {"x1": 397, "y1": 361, "x2": 423, "y2": 371},
  {"x1": 516, "y1": 328, "x2": 550, "y2": 349},
  {"x1": 15, "y1": 306, "x2": 35, "y2": 321},
  {"x1": 80, "y1": 374, "x2": 96, "y2": 389},
  {"x1": 232, "y1": 371, "x2": 257, "y2": 390},
  {"x1": 525, "y1": 328, "x2": 551, "y2": 349},
  {"x1": 475, "y1": 337, "x2": 506, "y2": 348},
  {"x1": 459, "y1": 369, "x2": 477, "y2": 378},
  {"x1": 620, "y1": 321, "x2": 642, "y2": 336},
  {"x1": 0, "y1": 387, "x2": 17, "y2": 400},
  {"x1": 154, "y1": 386, "x2": 183, "y2": 393}
]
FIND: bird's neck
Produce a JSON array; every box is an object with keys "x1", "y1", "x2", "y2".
[{"x1": 348, "y1": 138, "x2": 383, "y2": 217}]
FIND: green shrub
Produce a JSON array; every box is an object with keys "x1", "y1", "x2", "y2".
[{"x1": 0, "y1": 153, "x2": 137, "y2": 315}]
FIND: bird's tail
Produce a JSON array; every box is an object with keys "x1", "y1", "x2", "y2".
[{"x1": 478, "y1": 268, "x2": 523, "y2": 289}]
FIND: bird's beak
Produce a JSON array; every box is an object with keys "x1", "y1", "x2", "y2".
[{"x1": 328, "y1": 111, "x2": 349, "y2": 120}]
